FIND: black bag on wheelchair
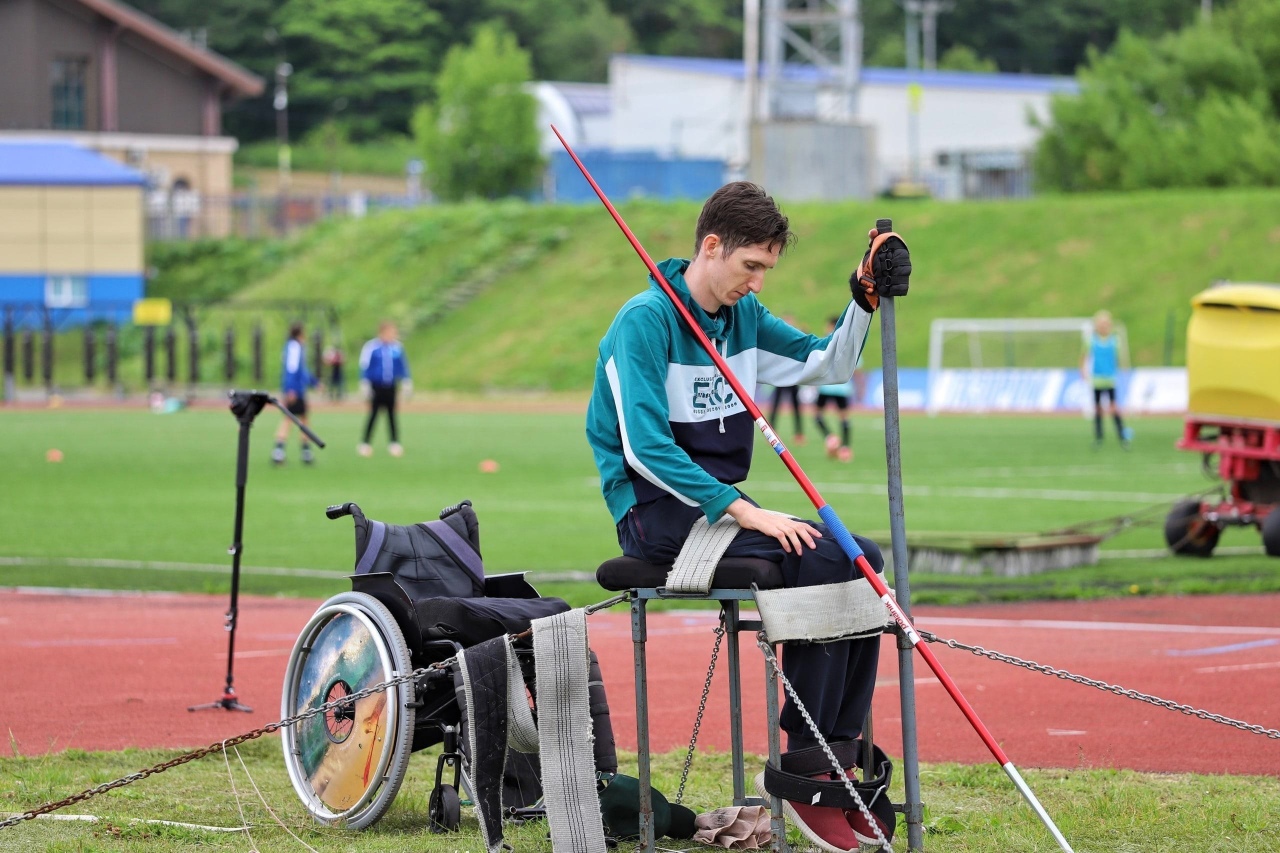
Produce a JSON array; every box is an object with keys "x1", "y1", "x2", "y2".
[{"x1": 334, "y1": 498, "x2": 571, "y2": 646}]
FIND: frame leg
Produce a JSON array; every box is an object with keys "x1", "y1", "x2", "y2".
[
  {"x1": 724, "y1": 601, "x2": 747, "y2": 805},
  {"x1": 764, "y1": 641, "x2": 791, "y2": 853},
  {"x1": 631, "y1": 595, "x2": 655, "y2": 851}
]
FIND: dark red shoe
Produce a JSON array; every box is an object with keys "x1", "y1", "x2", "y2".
[{"x1": 755, "y1": 773, "x2": 859, "y2": 852}]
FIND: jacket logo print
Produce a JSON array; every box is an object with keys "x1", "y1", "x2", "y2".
[{"x1": 692, "y1": 375, "x2": 735, "y2": 412}]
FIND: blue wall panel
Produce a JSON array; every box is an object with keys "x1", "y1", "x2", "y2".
[{"x1": 550, "y1": 150, "x2": 725, "y2": 203}]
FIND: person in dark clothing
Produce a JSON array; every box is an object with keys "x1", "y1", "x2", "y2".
[
  {"x1": 358, "y1": 322, "x2": 411, "y2": 458},
  {"x1": 768, "y1": 315, "x2": 807, "y2": 445}
]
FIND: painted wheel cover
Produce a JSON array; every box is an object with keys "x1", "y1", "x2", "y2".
[{"x1": 292, "y1": 609, "x2": 395, "y2": 812}]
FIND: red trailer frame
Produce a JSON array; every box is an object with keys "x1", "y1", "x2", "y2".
[{"x1": 1171, "y1": 416, "x2": 1280, "y2": 555}]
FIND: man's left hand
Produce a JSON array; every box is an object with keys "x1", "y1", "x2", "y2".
[
  {"x1": 725, "y1": 499, "x2": 822, "y2": 555},
  {"x1": 850, "y1": 227, "x2": 912, "y2": 311}
]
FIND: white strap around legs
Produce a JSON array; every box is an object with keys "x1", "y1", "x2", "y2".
[{"x1": 755, "y1": 580, "x2": 891, "y2": 643}]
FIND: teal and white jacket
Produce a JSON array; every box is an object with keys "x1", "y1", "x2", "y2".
[{"x1": 586, "y1": 257, "x2": 873, "y2": 524}]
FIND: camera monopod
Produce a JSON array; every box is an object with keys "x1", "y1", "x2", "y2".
[
  {"x1": 190, "y1": 390, "x2": 325, "y2": 713},
  {"x1": 552, "y1": 125, "x2": 1073, "y2": 852}
]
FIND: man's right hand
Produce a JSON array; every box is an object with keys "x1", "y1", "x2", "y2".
[
  {"x1": 724, "y1": 498, "x2": 822, "y2": 555},
  {"x1": 359, "y1": 379, "x2": 372, "y2": 400}
]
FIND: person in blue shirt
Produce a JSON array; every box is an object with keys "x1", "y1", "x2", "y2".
[
  {"x1": 272, "y1": 322, "x2": 318, "y2": 465},
  {"x1": 585, "y1": 182, "x2": 910, "y2": 851},
  {"x1": 358, "y1": 321, "x2": 412, "y2": 458},
  {"x1": 1082, "y1": 310, "x2": 1132, "y2": 449}
]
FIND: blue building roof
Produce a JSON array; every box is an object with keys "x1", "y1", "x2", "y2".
[
  {"x1": 615, "y1": 54, "x2": 1079, "y2": 95},
  {"x1": 0, "y1": 143, "x2": 147, "y2": 186}
]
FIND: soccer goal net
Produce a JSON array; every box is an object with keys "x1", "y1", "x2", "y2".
[{"x1": 926, "y1": 318, "x2": 1130, "y2": 414}]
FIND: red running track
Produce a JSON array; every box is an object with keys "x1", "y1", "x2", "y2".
[{"x1": 1, "y1": 589, "x2": 1278, "y2": 775}]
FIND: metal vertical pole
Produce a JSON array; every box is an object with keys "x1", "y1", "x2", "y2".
[
  {"x1": 252, "y1": 325, "x2": 264, "y2": 383},
  {"x1": 225, "y1": 325, "x2": 237, "y2": 382},
  {"x1": 105, "y1": 324, "x2": 118, "y2": 390},
  {"x1": 881, "y1": 293, "x2": 924, "y2": 850},
  {"x1": 743, "y1": 0, "x2": 760, "y2": 174},
  {"x1": 83, "y1": 324, "x2": 96, "y2": 383},
  {"x1": 144, "y1": 325, "x2": 156, "y2": 387},
  {"x1": 763, "y1": 643, "x2": 790, "y2": 853},
  {"x1": 41, "y1": 315, "x2": 54, "y2": 394},
  {"x1": 187, "y1": 311, "x2": 200, "y2": 390},
  {"x1": 723, "y1": 602, "x2": 747, "y2": 805},
  {"x1": 165, "y1": 325, "x2": 177, "y2": 385},
  {"x1": 21, "y1": 328, "x2": 34, "y2": 383},
  {"x1": 631, "y1": 596, "x2": 655, "y2": 852},
  {"x1": 2, "y1": 310, "x2": 14, "y2": 403}
]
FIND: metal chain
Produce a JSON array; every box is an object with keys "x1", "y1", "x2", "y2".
[
  {"x1": 756, "y1": 634, "x2": 894, "y2": 853},
  {"x1": 919, "y1": 631, "x2": 1280, "y2": 739},
  {"x1": 675, "y1": 624, "x2": 723, "y2": 805},
  {"x1": 1, "y1": 591, "x2": 637, "y2": 832},
  {"x1": 0, "y1": 661, "x2": 446, "y2": 831}
]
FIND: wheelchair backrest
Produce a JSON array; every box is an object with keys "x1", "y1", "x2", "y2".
[{"x1": 327, "y1": 499, "x2": 485, "y2": 600}]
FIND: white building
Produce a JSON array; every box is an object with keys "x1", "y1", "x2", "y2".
[
  {"x1": 604, "y1": 54, "x2": 1078, "y2": 198},
  {"x1": 529, "y1": 81, "x2": 611, "y2": 155}
]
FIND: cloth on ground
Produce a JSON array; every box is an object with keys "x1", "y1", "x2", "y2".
[{"x1": 693, "y1": 805, "x2": 773, "y2": 849}]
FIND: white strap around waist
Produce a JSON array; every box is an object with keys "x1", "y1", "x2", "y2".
[{"x1": 665, "y1": 514, "x2": 742, "y2": 593}]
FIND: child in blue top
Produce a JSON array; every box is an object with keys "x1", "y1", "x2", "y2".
[
  {"x1": 1082, "y1": 310, "x2": 1131, "y2": 448},
  {"x1": 357, "y1": 321, "x2": 412, "y2": 457},
  {"x1": 272, "y1": 322, "x2": 319, "y2": 465}
]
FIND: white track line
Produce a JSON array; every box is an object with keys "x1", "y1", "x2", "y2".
[
  {"x1": 18, "y1": 813, "x2": 247, "y2": 832},
  {"x1": 0, "y1": 557, "x2": 597, "y2": 585},
  {"x1": 17, "y1": 637, "x2": 177, "y2": 648},
  {"x1": 1195, "y1": 660, "x2": 1280, "y2": 674},
  {"x1": 749, "y1": 480, "x2": 1188, "y2": 504},
  {"x1": 0, "y1": 556, "x2": 341, "y2": 578},
  {"x1": 920, "y1": 616, "x2": 1280, "y2": 637}
]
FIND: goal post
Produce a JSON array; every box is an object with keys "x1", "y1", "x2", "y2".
[{"x1": 926, "y1": 317, "x2": 1130, "y2": 415}]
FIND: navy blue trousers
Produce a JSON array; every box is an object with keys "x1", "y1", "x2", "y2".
[{"x1": 618, "y1": 494, "x2": 883, "y2": 750}]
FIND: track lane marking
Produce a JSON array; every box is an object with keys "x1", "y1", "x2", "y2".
[{"x1": 920, "y1": 616, "x2": 1280, "y2": 636}]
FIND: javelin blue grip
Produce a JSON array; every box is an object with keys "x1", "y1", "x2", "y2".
[{"x1": 817, "y1": 504, "x2": 865, "y2": 562}]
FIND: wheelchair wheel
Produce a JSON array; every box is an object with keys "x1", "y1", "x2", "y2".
[
  {"x1": 281, "y1": 591, "x2": 416, "y2": 829},
  {"x1": 428, "y1": 783, "x2": 461, "y2": 833}
]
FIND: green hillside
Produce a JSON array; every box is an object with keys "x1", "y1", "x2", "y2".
[{"x1": 161, "y1": 188, "x2": 1280, "y2": 392}]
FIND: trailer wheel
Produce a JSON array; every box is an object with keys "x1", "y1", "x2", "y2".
[
  {"x1": 1164, "y1": 500, "x2": 1220, "y2": 557},
  {"x1": 1262, "y1": 509, "x2": 1280, "y2": 558}
]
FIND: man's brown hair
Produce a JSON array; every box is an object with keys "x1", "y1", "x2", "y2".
[{"x1": 693, "y1": 181, "x2": 795, "y2": 257}]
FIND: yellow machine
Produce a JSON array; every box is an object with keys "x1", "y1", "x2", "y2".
[
  {"x1": 1187, "y1": 283, "x2": 1280, "y2": 422},
  {"x1": 1169, "y1": 283, "x2": 1280, "y2": 558}
]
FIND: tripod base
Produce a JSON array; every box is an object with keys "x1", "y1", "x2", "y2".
[{"x1": 188, "y1": 687, "x2": 253, "y2": 713}]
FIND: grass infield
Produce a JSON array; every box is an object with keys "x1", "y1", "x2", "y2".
[
  {"x1": 3, "y1": 405, "x2": 1279, "y2": 850},
  {"x1": 1, "y1": 739, "x2": 1277, "y2": 851},
  {"x1": 1, "y1": 406, "x2": 1275, "y2": 606}
]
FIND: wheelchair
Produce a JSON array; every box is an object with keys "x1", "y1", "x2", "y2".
[{"x1": 280, "y1": 500, "x2": 616, "y2": 831}]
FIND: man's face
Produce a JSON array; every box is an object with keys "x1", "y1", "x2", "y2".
[
  {"x1": 703, "y1": 238, "x2": 781, "y2": 309},
  {"x1": 379, "y1": 325, "x2": 397, "y2": 343}
]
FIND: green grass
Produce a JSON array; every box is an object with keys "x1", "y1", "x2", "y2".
[
  {"x1": 1, "y1": 408, "x2": 1274, "y2": 606},
  {"x1": 33, "y1": 188, "x2": 1280, "y2": 396},
  {"x1": 1, "y1": 739, "x2": 1276, "y2": 851}
]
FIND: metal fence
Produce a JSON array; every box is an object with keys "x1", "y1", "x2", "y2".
[{"x1": 146, "y1": 191, "x2": 427, "y2": 241}]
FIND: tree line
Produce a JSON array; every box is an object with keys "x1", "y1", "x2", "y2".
[{"x1": 133, "y1": 0, "x2": 1213, "y2": 142}]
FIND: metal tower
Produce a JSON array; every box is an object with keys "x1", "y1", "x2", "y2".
[{"x1": 757, "y1": 0, "x2": 861, "y2": 122}]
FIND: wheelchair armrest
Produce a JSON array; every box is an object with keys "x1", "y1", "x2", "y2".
[{"x1": 483, "y1": 572, "x2": 541, "y2": 599}]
